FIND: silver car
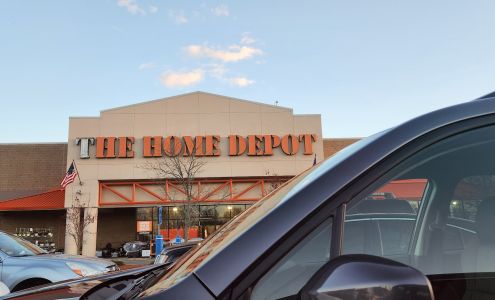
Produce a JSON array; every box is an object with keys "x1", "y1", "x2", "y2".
[{"x1": 0, "y1": 231, "x2": 118, "y2": 292}]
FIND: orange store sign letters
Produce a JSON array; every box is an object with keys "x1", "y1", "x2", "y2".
[{"x1": 75, "y1": 134, "x2": 317, "y2": 159}]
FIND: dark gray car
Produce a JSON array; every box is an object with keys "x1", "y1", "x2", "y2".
[
  {"x1": 154, "y1": 240, "x2": 202, "y2": 265},
  {"x1": 8, "y1": 94, "x2": 495, "y2": 299},
  {"x1": 0, "y1": 231, "x2": 118, "y2": 292}
]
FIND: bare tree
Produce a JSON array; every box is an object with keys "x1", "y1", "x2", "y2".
[
  {"x1": 264, "y1": 169, "x2": 287, "y2": 194},
  {"x1": 144, "y1": 155, "x2": 206, "y2": 241},
  {"x1": 66, "y1": 196, "x2": 96, "y2": 254}
]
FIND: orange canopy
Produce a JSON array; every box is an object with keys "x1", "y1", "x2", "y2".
[{"x1": 0, "y1": 189, "x2": 65, "y2": 211}]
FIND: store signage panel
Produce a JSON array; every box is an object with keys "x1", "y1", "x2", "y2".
[
  {"x1": 75, "y1": 134, "x2": 318, "y2": 159},
  {"x1": 136, "y1": 221, "x2": 152, "y2": 233}
]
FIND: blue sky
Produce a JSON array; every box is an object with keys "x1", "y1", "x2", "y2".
[{"x1": 1, "y1": 1, "x2": 495, "y2": 142}]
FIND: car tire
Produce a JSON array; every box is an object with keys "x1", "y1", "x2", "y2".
[{"x1": 12, "y1": 278, "x2": 51, "y2": 292}]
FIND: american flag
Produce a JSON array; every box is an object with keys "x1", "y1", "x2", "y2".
[{"x1": 61, "y1": 162, "x2": 78, "y2": 188}]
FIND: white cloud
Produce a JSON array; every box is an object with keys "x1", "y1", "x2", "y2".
[
  {"x1": 207, "y1": 64, "x2": 228, "y2": 79},
  {"x1": 229, "y1": 77, "x2": 255, "y2": 87},
  {"x1": 241, "y1": 33, "x2": 255, "y2": 45},
  {"x1": 160, "y1": 69, "x2": 204, "y2": 88},
  {"x1": 138, "y1": 62, "x2": 155, "y2": 70},
  {"x1": 117, "y1": 0, "x2": 146, "y2": 15},
  {"x1": 211, "y1": 5, "x2": 229, "y2": 16},
  {"x1": 204, "y1": 64, "x2": 255, "y2": 87},
  {"x1": 169, "y1": 10, "x2": 188, "y2": 24},
  {"x1": 185, "y1": 44, "x2": 262, "y2": 63},
  {"x1": 149, "y1": 5, "x2": 158, "y2": 14},
  {"x1": 176, "y1": 35, "x2": 261, "y2": 87}
]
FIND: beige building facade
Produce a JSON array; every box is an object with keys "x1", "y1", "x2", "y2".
[{"x1": 64, "y1": 92, "x2": 324, "y2": 256}]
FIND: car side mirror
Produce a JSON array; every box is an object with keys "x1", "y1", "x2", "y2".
[
  {"x1": 0, "y1": 281, "x2": 10, "y2": 296},
  {"x1": 298, "y1": 254, "x2": 434, "y2": 300}
]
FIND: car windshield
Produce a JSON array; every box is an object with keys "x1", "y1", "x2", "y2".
[
  {"x1": 140, "y1": 130, "x2": 386, "y2": 296},
  {"x1": 0, "y1": 233, "x2": 47, "y2": 257}
]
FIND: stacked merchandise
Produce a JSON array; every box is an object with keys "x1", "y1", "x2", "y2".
[{"x1": 14, "y1": 227, "x2": 57, "y2": 253}]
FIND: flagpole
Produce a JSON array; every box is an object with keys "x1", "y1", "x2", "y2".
[{"x1": 72, "y1": 160, "x2": 83, "y2": 185}]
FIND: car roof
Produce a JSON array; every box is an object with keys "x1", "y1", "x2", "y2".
[
  {"x1": 475, "y1": 90, "x2": 495, "y2": 100},
  {"x1": 195, "y1": 97, "x2": 495, "y2": 296}
]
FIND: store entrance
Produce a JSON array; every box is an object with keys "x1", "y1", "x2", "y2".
[
  {"x1": 198, "y1": 218, "x2": 224, "y2": 239},
  {"x1": 200, "y1": 225, "x2": 221, "y2": 239},
  {"x1": 160, "y1": 204, "x2": 251, "y2": 241}
]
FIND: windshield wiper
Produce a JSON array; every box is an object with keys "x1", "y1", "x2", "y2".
[
  {"x1": 108, "y1": 269, "x2": 167, "y2": 300},
  {"x1": 81, "y1": 262, "x2": 172, "y2": 300}
]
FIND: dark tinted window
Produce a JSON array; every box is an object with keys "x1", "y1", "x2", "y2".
[
  {"x1": 344, "y1": 180, "x2": 426, "y2": 259},
  {"x1": 449, "y1": 176, "x2": 495, "y2": 221},
  {"x1": 251, "y1": 219, "x2": 332, "y2": 300},
  {"x1": 343, "y1": 124, "x2": 495, "y2": 276},
  {"x1": 379, "y1": 219, "x2": 415, "y2": 256}
]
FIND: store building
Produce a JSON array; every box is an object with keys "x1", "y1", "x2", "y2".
[
  {"x1": 0, "y1": 92, "x2": 362, "y2": 256},
  {"x1": 65, "y1": 91, "x2": 326, "y2": 256}
]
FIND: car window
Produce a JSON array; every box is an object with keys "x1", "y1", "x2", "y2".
[
  {"x1": 344, "y1": 179, "x2": 427, "y2": 260},
  {"x1": 343, "y1": 124, "x2": 495, "y2": 276},
  {"x1": 0, "y1": 233, "x2": 46, "y2": 257},
  {"x1": 250, "y1": 218, "x2": 332, "y2": 300},
  {"x1": 449, "y1": 175, "x2": 495, "y2": 222},
  {"x1": 442, "y1": 176, "x2": 488, "y2": 254}
]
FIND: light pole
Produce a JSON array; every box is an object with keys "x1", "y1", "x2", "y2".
[
  {"x1": 155, "y1": 206, "x2": 164, "y2": 256},
  {"x1": 227, "y1": 205, "x2": 233, "y2": 219},
  {"x1": 166, "y1": 206, "x2": 170, "y2": 240},
  {"x1": 157, "y1": 206, "x2": 163, "y2": 235},
  {"x1": 172, "y1": 207, "x2": 179, "y2": 242}
]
